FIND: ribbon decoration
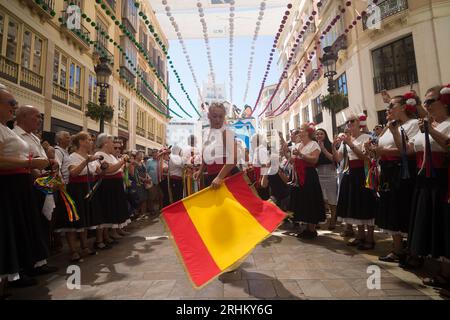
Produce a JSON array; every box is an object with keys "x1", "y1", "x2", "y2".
[
  {"x1": 419, "y1": 120, "x2": 435, "y2": 178},
  {"x1": 197, "y1": 2, "x2": 217, "y2": 89},
  {"x1": 400, "y1": 127, "x2": 411, "y2": 179},
  {"x1": 34, "y1": 175, "x2": 79, "y2": 222},
  {"x1": 365, "y1": 159, "x2": 380, "y2": 196}
]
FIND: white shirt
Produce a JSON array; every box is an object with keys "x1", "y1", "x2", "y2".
[
  {"x1": 0, "y1": 123, "x2": 30, "y2": 160},
  {"x1": 378, "y1": 119, "x2": 419, "y2": 149},
  {"x1": 411, "y1": 118, "x2": 450, "y2": 152},
  {"x1": 68, "y1": 152, "x2": 100, "y2": 176},
  {"x1": 202, "y1": 126, "x2": 235, "y2": 165},
  {"x1": 169, "y1": 154, "x2": 184, "y2": 177},
  {"x1": 55, "y1": 146, "x2": 70, "y2": 184},
  {"x1": 95, "y1": 151, "x2": 122, "y2": 175},
  {"x1": 13, "y1": 126, "x2": 47, "y2": 159},
  {"x1": 339, "y1": 134, "x2": 371, "y2": 160},
  {"x1": 251, "y1": 145, "x2": 270, "y2": 167},
  {"x1": 182, "y1": 146, "x2": 202, "y2": 166}
]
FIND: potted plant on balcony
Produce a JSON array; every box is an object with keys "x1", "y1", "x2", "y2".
[
  {"x1": 86, "y1": 101, "x2": 114, "y2": 124},
  {"x1": 321, "y1": 93, "x2": 349, "y2": 114}
]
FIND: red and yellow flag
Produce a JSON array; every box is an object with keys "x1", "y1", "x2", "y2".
[{"x1": 162, "y1": 172, "x2": 287, "y2": 288}]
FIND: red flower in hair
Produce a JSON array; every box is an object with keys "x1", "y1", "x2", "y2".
[
  {"x1": 403, "y1": 92, "x2": 416, "y2": 100},
  {"x1": 404, "y1": 104, "x2": 417, "y2": 114}
]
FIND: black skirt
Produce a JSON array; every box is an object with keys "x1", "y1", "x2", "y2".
[
  {"x1": 0, "y1": 173, "x2": 49, "y2": 276},
  {"x1": 337, "y1": 167, "x2": 377, "y2": 224},
  {"x1": 53, "y1": 182, "x2": 101, "y2": 232},
  {"x1": 375, "y1": 160, "x2": 416, "y2": 234},
  {"x1": 290, "y1": 168, "x2": 326, "y2": 224},
  {"x1": 170, "y1": 178, "x2": 184, "y2": 203},
  {"x1": 95, "y1": 177, "x2": 130, "y2": 228},
  {"x1": 408, "y1": 168, "x2": 449, "y2": 259}
]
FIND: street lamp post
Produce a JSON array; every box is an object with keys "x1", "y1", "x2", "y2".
[
  {"x1": 320, "y1": 46, "x2": 338, "y2": 137},
  {"x1": 95, "y1": 56, "x2": 112, "y2": 133}
]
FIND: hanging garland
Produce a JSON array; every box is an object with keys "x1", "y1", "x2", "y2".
[
  {"x1": 228, "y1": 0, "x2": 235, "y2": 103},
  {"x1": 251, "y1": 3, "x2": 293, "y2": 115},
  {"x1": 91, "y1": 0, "x2": 195, "y2": 118},
  {"x1": 163, "y1": 0, "x2": 204, "y2": 112},
  {"x1": 269, "y1": 2, "x2": 368, "y2": 118},
  {"x1": 242, "y1": 0, "x2": 267, "y2": 103},
  {"x1": 62, "y1": 1, "x2": 182, "y2": 118},
  {"x1": 260, "y1": 1, "x2": 353, "y2": 117},
  {"x1": 196, "y1": 1, "x2": 216, "y2": 88}
]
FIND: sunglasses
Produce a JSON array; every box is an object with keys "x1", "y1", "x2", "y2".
[
  {"x1": 114, "y1": 147, "x2": 121, "y2": 150},
  {"x1": 424, "y1": 98, "x2": 437, "y2": 106},
  {"x1": 346, "y1": 119, "x2": 357, "y2": 125},
  {"x1": 0, "y1": 99, "x2": 18, "y2": 107}
]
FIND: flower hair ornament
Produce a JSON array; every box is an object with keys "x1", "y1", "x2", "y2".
[
  {"x1": 358, "y1": 114, "x2": 367, "y2": 129},
  {"x1": 440, "y1": 84, "x2": 450, "y2": 106},
  {"x1": 307, "y1": 122, "x2": 316, "y2": 134},
  {"x1": 403, "y1": 91, "x2": 418, "y2": 113}
]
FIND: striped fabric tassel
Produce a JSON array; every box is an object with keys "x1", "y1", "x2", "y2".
[
  {"x1": 60, "y1": 189, "x2": 79, "y2": 222},
  {"x1": 365, "y1": 159, "x2": 380, "y2": 195},
  {"x1": 423, "y1": 120, "x2": 435, "y2": 178},
  {"x1": 342, "y1": 142, "x2": 350, "y2": 175},
  {"x1": 400, "y1": 127, "x2": 410, "y2": 179}
]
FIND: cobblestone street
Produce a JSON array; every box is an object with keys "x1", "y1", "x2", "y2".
[{"x1": 6, "y1": 216, "x2": 448, "y2": 300}]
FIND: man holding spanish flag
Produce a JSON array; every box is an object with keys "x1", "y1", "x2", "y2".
[{"x1": 162, "y1": 102, "x2": 286, "y2": 288}]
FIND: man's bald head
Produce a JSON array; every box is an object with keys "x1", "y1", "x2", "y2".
[
  {"x1": 15, "y1": 105, "x2": 42, "y2": 133},
  {"x1": 0, "y1": 84, "x2": 17, "y2": 124}
]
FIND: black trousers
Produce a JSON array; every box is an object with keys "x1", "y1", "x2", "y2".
[{"x1": 170, "y1": 178, "x2": 183, "y2": 203}]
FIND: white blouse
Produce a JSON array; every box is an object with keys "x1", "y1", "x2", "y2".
[
  {"x1": 13, "y1": 126, "x2": 47, "y2": 159},
  {"x1": 378, "y1": 119, "x2": 419, "y2": 149},
  {"x1": 298, "y1": 141, "x2": 321, "y2": 155},
  {"x1": 251, "y1": 145, "x2": 270, "y2": 167},
  {"x1": 68, "y1": 152, "x2": 100, "y2": 176},
  {"x1": 0, "y1": 123, "x2": 30, "y2": 160},
  {"x1": 338, "y1": 133, "x2": 371, "y2": 160},
  {"x1": 169, "y1": 155, "x2": 184, "y2": 177},
  {"x1": 95, "y1": 151, "x2": 122, "y2": 175},
  {"x1": 202, "y1": 126, "x2": 235, "y2": 164},
  {"x1": 411, "y1": 118, "x2": 450, "y2": 152}
]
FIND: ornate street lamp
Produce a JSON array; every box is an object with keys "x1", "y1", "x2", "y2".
[
  {"x1": 94, "y1": 56, "x2": 112, "y2": 133},
  {"x1": 320, "y1": 46, "x2": 338, "y2": 136}
]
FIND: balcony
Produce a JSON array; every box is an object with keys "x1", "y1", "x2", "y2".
[
  {"x1": 24, "y1": 0, "x2": 55, "y2": 21},
  {"x1": 68, "y1": 91, "x2": 82, "y2": 110},
  {"x1": 120, "y1": 66, "x2": 136, "y2": 86},
  {"x1": 318, "y1": 0, "x2": 330, "y2": 14},
  {"x1": 52, "y1": 83, "x2": 68, "y2": 104},
  {"x1": 306, "y1": 69, "x2": 320, "y2": 86},
  {"x1": 304, "y1": 23, "x2": 316, "y2": 40},
  {"x1": 0, "y1": 56, "x2": 19, "y2": 83},
  {"x1": 60, "y1": 12, "x2": 91, "y2": 51},
  {"x1": 118, "y1": 117, "x2": 129, "y2": 130},
  {"x1": 147, "y1": 132, "x2": 155, "y2": 141},
  {"x1": 363, "y1": 0, "x2": 408, "y2": 30},
  {"x1": 156, "y1": 136, "x2": 162, "y2": 144},
  {"x1": 93, "y1": 42, "x2": 114, "y2": 66},
  {"x1": 373, "y1": 69, "x2": 417, "y2": 93},
  {"x1": 104, "y1": 0, "x2": 116, "y2": 12},
  {"x1": 331, "y1": 34, "x2": 347, "y2": 53},
  {"x1": 20, "y1": 67, "x2": 43, "y2": 94},
  {"x1": 313, "y1": 112, "x2": 323, "y2": 124},
  {"x1": 136, "y1": 127, "x2": 146, "y2": 137}
]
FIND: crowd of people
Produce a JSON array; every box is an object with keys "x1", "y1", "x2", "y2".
[{"x1": 1, "y1": 83, "x2": 450, "y2": 297}]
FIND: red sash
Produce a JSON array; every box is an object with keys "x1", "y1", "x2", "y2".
[
  {"x1": 69, "y1": 175, "x2": 96, "y2": 184},
  {"x1": 349, "y1": 160, "x2": 365, "y2": 168},
  {"x1": 416, "y1": 152, "x2": 447, "y2": 169},
  {"x1": 0, "y1": 168, "x2": 30, "y2": 175},
  {"x1": 294, "y1": 158, "x2": 316, "y2": 187},
  {"x1": 103, "y1": 172, "x2": 124, "y2": 180}
]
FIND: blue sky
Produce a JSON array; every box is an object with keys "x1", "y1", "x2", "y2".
[{"x1": 167, "y1": 35, "x2": 281, "y2": 119}]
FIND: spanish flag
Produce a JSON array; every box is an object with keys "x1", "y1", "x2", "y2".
[{"x1": 162, "y1": 172, "x2": 287, "y2": 288}]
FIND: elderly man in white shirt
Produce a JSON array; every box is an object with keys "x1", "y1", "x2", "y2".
[{"x1": 12, "y1": 105, "x2": 58, "y2": 277}]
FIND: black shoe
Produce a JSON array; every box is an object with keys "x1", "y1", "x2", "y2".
[
  {"x1": 399, "y1": 256, "x2": 424, "y2": 270},
  {"x1": 358, "y1": 241, "x2": 375, "y2": 251},
  {"x1": 8, "y1": 275, "x2": 38, "y2": 288},
  {"x1": 379, "y1": 252, "x2": 400, "y2": 263},
  {"x1": 27, "y1": 265, "x2": 58, "y2": 277}
]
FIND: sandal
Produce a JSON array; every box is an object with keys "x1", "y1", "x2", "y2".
[
  {"x1": 94, "y1": 242, "x2": 112, "y2": 250},
  {"x1": 70, "y1": 252, "x2": 81, "y2": 262},
  {"x1": 379, "y1": 252, "x2": 400, "y2": 263},
  {"x1": 347, "y1": 238, "x2": 364, "y2": 247},
  {"x1": 81, "y1": 247, "x2": 96, "y2": 256},
  {"x1": 422, "y1": 275, "x2": 450, "y2": 289}
]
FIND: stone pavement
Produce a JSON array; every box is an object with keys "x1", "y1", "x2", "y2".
[{"x1": 6, "y1": 216, "x2": 449, "y2": 300}]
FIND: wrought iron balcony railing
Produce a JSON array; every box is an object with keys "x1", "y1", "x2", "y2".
[{"x1": 363, "y1": 0, "x2": 408, "y2": 30}]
